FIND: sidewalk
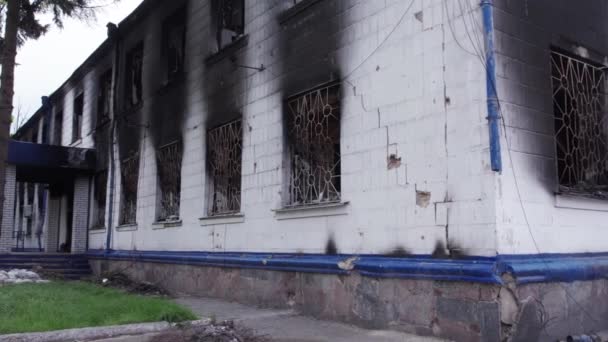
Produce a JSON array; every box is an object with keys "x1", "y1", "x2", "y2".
[
  {"x1": 91, "y1": 296, "x2": 449, "y2": 342},
  {"x1": 172, "y1": 296, "x2": 447, "y2": 342}
]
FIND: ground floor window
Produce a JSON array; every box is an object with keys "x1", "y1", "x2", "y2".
[
  {"x1": 207, "y1": 119, "x2": 242, "y2": 215},
  {"x1": 119, "y1": 153, "x2": 140, "y2": 225},
  {"x1": 551, "y1": 49, "x2": 608, "y2": 197},
  {"x1": 286, "y1": 82, "x2": 341, "y2": 207},
  {"x1": 156, "y1": 140, "x2": 182, "y2": 221},
  {"x1": 92, "y1": 170, "x2": 108, "y2": 228}
]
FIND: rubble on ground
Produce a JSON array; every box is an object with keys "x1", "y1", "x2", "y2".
[
  {"x1": 96, "y1": 272, "x2": 169, "y2": 296},
  {"x1": 150, "y1": 320, "x2": 268, "y2": 342},
  {"x1": 0, "y1": 269, "x2": 49, "y2": 284}
]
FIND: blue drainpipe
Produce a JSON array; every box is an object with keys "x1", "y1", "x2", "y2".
[{"x1": 481, "y1": 0, "x2": 502, "y2": 172}]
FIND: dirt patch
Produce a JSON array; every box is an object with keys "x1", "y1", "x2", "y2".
[
  {"x1": 150, "y1": 320, "x2": 268, "y2": 342},
  {"x1": 95, "y1": 272, "x2": 170, "y2": 296}
]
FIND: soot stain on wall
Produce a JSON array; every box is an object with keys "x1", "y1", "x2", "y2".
[{"x1": 146, "y1": 2, "x2": 188, "y2": 149}]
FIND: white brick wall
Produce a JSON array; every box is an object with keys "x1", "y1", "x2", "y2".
[
  {"x1": 0, "y1": 165, "x2": 16, "y2": 252},
  {"x1": 493, "y1": 0, "x2": 608, "y2": 254},
  {"x1": 34, "y1": 0, "x2": 497, "y2": 256}
]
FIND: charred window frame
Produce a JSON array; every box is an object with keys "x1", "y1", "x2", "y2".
[
  {"x1": 285, "y1": 82, "x2": 342, "y2": 207},
  {"x1": 162, "y1": 8, "x2": 186, "y2": 83},
  {"x1": 551, "y1": 49, "x2": 608, "y2": 198},
  {"x1": 212, "y1": 0, "x2": 245, "y2": 51},
  {"x1": 53, "y1": 110, "x2": 63, "y2": 145},
  {"x1": 25, "y1": 183, "x2": 34, "y2": 237},
  {"x1": 207, "y1": 119, "x2": 242, "y2": 216},
  {"x1": 72, "y1": 93, "x2": 84, "y2": 142},
  {"x1": 125, "y1": 42, "x2": 144, "y2": 108},
  {"x1": 119, "y1": 153, "x2": 140, "y2": 225},
  {"x1": 92, "y1": 170, "x2": 108, "y2": 229},
  {"x1": 97, "y1": 69, "x2": 113, "y2": 126},
  {"x1": 156, "y1": 140, "x2": 183, "y2": 222},
  {"x1": 31, "y1": 125, "x2": 38, "y2": 143}
]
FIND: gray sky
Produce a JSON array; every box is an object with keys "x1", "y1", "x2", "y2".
[{"x1": 13, "y1": 0, "x2": 144, "y2": 129}]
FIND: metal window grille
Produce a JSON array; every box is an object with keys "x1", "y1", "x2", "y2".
[
  {"x1": 156, "y1": 141, "x2": 182, "y2": 221},
  {"x1": 286, "y1": 83, "x2": 341, "y2": 206},
  {"x1": 207, "y1": 120, "x2": 242, "y2": 215},
  {"x1": 92, "y1": 170, "x2": 108, "y2": 228},
  {"x1": 120, "y1": 154, "x2": 140, "y2": 225},
  {"x1": 551, "y1": 51, "x2": 608, "y2": 197}
]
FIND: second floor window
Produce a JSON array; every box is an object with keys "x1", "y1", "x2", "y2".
[
  {"x1": 162, "y1": 8, "x2": 186, "y2": 83},
  {"x1": 53, "y1": 110, "x2": 63, "y2": 145},
  {"x1": 551, "y1": 49, "x2": 608, "y2": 197},
  {"x1": 72, "y1": 93, "x2": 84, "y2": 142},
  {"x1": 97, "y1": 69, "x2": 112, "y2": 125},
  {"x1": 125, "y1": 42, "x2": 144, "y2": 108},
  {"x1": 213, "y1": 0, "x2": 244, "y2": 51}
]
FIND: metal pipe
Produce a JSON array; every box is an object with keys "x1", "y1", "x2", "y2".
[
  {"x1": 105, "y1": 23, "x2": 120, "y2": 255},
  {"x1": 481, "y1": 0, "x2": 502, "y2": 172}
]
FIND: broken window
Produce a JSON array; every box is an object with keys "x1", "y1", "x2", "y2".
[
  {"x1": 156, "y1": 140, "x2": 182, "y2": 221},
  {"x1": 551, "y1": 49, "x2": 608, "y2": 197},
  {"x1": 162, "y1": 8, "x2": 186, "y2": 82},
  {"x1": 212, "y1": 0, "x2": 245, "y2": 51},
  {"x1": 286, "y1": 82, "x2": 341, "y2": 206},
  {"x1": 53, "y1": 110, "x2": 63, "y2": 145},
  {"x1": 25, "y1": 183, "x2": 34, "y2": 237},
  {"x1": 119, "y1": 153, "x2": 140, "y2": 225},
  {"x1": 72, "y1": 93, "x2": 84, "y2": 142},
  {"x1": 125, "y1": 42, "x2": 144, "y2": 108},
  {"x1": 207, "y1": 119, "x2": 242, "y2": 215},
  {"x1": 92, "y1": 170, "x2": 108, "y2": 228},
  {"x1": 97, "y1": 69, "x2": 112, "y2": 126}
]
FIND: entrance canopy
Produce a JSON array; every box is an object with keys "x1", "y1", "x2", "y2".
[{"x1": 8, "y1": 140, "x2": 96, "y2": 184}]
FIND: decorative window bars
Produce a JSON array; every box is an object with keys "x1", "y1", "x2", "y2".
[
  {"x1": 156, "y1": 140, "x2": 183, "y2": 221},
  {"x1": 92, "y1": 170, "x2": 108, "y2": 228},
  {"x1": 119, "y1": 154, "x2": 139, "y2": 225},
  {"x1": 207, "y1": 119, "x2": 242, "y2": 215},
  {"x1": 551, "y1": 50, "x2": 608, "y2": 197},
  {"x1": 286, "y1": 83, "x2": 341, "y2": 206}
]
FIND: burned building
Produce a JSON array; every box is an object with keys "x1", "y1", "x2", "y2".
[{"x1": 2, "y1": 0, "x2": 608, "y2": 340}]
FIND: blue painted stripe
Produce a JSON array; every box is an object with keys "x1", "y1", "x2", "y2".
[{"x1": 86, "y1": 250, "x2": 608, "y2": 285}]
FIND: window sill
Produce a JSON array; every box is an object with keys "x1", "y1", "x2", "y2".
[
  {"x1": 555, "y1": 194, "x2": 608, "y2": 212},
  {"x1": 89, "y1": 227, "x2": 106, "y2": 235},
  {"x1": 199, "y1": 213, "x2": 245, "y2": 226},
  {"x1": 279, "y1": 0, "x2": 324, "y2": 24},
  {"x1": 205, "y1": 35, "x2": 249, "y2": 67},
  {"x1": 152, "y1": 220, "x2": 182, "y2": 230},
  {"x1": 273, "y1": 201, "x2": 349, "y2": 220},
  {"x1": 116, "y1": 223, "x2": 138, "y2": 232}
]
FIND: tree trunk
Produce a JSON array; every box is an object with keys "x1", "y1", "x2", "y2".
[{"x1": 0, "y1": 0, "x2": 21, "y2": 238}]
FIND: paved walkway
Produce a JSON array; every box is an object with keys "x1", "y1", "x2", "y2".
[
  {"x1": 94, "y1": 297, "x2": 449, "y2": 342},
  {"x1": 173, "y1": 297, "x2": 447, "y2": 342}
]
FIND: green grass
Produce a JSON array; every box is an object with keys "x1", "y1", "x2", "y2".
[{"x1": 0, "y1": 281, "x2": 197, "y2": 334}]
